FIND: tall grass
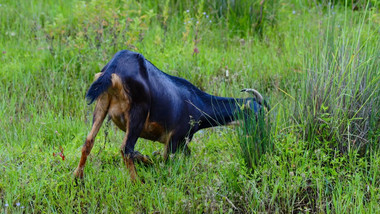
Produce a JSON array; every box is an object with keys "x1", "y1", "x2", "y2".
[
  {"x1": 293, "y1": 5, "x2": 380, "y2": 153},
  {"x1": 237, "y1": 106, "x2": 272, "y2": 170}
]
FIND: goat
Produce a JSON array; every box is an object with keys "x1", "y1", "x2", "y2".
[{"x1": 73, "y1": 50, "x2": 269, "y2": 181}]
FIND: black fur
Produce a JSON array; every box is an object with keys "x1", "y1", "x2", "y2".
[{"x1": 85, "y1": 65, "x2": 114, "y2": 105}]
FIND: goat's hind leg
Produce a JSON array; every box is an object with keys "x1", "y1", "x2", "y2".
[{"x1": 74, "y1": 94, "x2": 109, "y2": 179}]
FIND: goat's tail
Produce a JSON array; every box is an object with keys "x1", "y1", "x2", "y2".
[
  {"x1": 86, "y1": 70, "x2": 113, "y2": 105},
  {"x1": 241, "y1": 88, "x2": 270, "y2": 111}
]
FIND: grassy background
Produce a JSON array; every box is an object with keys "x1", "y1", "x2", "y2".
[{"x1": 1, "y1": 0, "x2": 379, "y2": 213}]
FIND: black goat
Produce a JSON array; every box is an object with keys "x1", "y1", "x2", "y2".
[{"x1": 73, "y1": 50, "x2": 269, "y2": 181}]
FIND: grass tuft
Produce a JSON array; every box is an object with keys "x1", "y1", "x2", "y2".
[{"x1": 237, "y1": 107, "x2": 273, "y2": 170}]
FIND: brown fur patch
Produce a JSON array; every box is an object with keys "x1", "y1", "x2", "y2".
[
  {"x1": 140, "y1": 121, "x2": 166, "y2": 142},
  {"x1": 107, "y1": 74, "x2": 131, "y2": 131},
  {"x1": 124, "y1": 156, "x2": 138, "y2": 182},
  {"x1": 109, "y1": 74, "x2": 128, "y2": 99}
]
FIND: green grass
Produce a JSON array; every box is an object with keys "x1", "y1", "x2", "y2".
[{"x1": 1, "y1": 0, "x2": 379, "y2": 213}]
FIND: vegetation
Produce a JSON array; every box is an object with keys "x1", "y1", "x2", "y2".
[{"x1": 0, "y1": 0, "x2": 379, "y2": 212}]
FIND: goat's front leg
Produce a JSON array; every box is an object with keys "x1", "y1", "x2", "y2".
[
  {"x1": 120, "y1": 105, "x2": 149, "y2": 182},
  {"x1": 74, "y1": 94, "x2": 109, "y2": 179},
  {"x1": 133, "y1": 151, "x2": 153, "y2": 165}
]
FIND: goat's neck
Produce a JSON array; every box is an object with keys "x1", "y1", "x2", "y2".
[{"x1": 197, "y1": 94, "x2": 247, "y2": 129}]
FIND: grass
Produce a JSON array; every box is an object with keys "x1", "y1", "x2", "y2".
[{"x1": 1, "y1": 0, "x2": 379, "y2": 213}]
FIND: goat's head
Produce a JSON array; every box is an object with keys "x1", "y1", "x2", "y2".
[{"x1": 241, "y1": 88, "x2": 270, "y2": 112}]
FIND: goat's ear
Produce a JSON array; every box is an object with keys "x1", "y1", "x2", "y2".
[{"x1": 94, "y1": 72, "x2": 102, "y2": 81}]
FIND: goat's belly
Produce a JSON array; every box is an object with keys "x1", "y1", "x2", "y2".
[
  {"x1": 109, "y1": 113, "x2": 126, "y2": 132},
  {"x1": 140, "y1": 121, "x2": 168, "y2": 143},
  {"x1": 109, "y1": 114, "x2": 167, "y2": 143},
  {"x1": 108, "y1": 107, "x2": 127, "y2": 132},
  {"x1": 108, "y1": 97, "x2": 170, "y2": 143}
]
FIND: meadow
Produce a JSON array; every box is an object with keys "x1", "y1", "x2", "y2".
[{"x1": 0, "y1": 0, "x2": 379, "y2": 213}]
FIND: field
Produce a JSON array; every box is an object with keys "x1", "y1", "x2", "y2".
[{"x1": 1, "y1": 0, "x2": 379, "y2": 213}]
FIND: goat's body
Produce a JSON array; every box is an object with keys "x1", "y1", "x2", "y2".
[{"x1": 74, "y1": 50, "x2": 264, "y2": 181}]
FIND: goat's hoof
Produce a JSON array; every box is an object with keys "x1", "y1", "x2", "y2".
[
  {"x1": 73, "y1": 168, "x2": 84, "y2": 179},
  {"x1": 133, "y1": 151, "x2": 153, "y2": 165}
]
